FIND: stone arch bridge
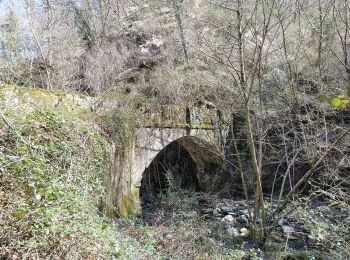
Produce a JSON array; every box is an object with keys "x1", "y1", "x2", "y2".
[{"x1": 106, "y1": 106, "x2": 233, "y2": 217}]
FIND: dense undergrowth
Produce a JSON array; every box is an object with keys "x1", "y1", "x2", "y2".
[{"x1": 0, "y1": 85, "x2": 151, "y2": 259}]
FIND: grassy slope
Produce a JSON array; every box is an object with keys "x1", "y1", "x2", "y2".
[{"x1": 0, "y1": 85, "x2": 151, "y2": 259}]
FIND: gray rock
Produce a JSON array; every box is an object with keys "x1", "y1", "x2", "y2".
[
  {"x1": 221, "y1": 206, "x2": 230, "y2": 213},
  {"x1": 282, "y1": 225, "x2": 295, "y2": 234},
  {"x1": 237, "y1": 214, "x2": 249, "y2": 224},
  {"x1": 307, "y1": 234, "x2": 317, "y2": 246},
  {"x1": 238, "y1": 209, "x2": 249, "y2": 216},
  {"x1": 222, "y1": 215, "x2": 236, "y2": 224},
  {"x1": 213, "y1": 208, "x2": 222, "y2": 216},
  {"x1": 278, "y1": 218, "x2": 288, "y2": 226},
  {"x1": 227, "y1": 212, "x2": 237, "y2": 217},
  {"x1": 238, "y1": 202, "x2": 245, "y2": 207},
  {"x1": 201, "y1": 208, "x2": 213, "y2": 214},
  {"x1": 240, "y1": 228, "x2": 250, "y2": 237},
  {"x1": 227, "y1": 227, "x2": 240, "y2": 237}
]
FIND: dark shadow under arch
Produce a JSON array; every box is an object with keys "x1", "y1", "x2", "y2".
[{"x1": 140, "y1": 136, "x2": 231, "y2": 206}]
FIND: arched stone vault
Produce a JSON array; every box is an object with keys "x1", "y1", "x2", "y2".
[
  {"x1": 139, "y1": 136, "x2": 231, "y2": 205},
  {"x1": 106, "y1": 107, "x2": 231, "y2": 217}
]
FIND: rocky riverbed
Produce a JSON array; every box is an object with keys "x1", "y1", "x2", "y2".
[
  {"x1": 134, "y1": 191, "x2": 349, "y2": 259},
  {"x1": 198, "y1": 196, "x2": 350, "y2": 252}
]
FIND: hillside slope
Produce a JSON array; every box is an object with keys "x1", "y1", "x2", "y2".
[{"x1": 0, "y1": 85, "x2": 151, "y2": 259}]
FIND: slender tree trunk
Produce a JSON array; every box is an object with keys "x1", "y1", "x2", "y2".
[
  {"x1": 236, "y1": 0, "x2": 265, "y2": 241},
  {"x1": 317, "y1": 0, "x2": 324, "y2": 91},
  {"x1": 172, "y1": 0, "x2": 189, "y2": 64},
  {"x1": 26, "y1": 1, "x2": 52, "y2": 89}
]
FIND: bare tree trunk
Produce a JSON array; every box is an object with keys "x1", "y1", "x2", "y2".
[
  {"x1": 317, "y1": 0, "x2": 324, "y2": 91},
  {"x1": 333, "y1": 0, "x2": 350, "y2": 83},
  {"x1": 236, "y1": 0, "x2": 265, "y2": 241},
  {"x1": 172, "y1": 0, "x2": 189, "y2": 64},
  {"x1": 230, "y1": 123, "x2": 252, "y2": 222},
  {"x1": 25, "y1": 1, "x2": 52, "y2": 89}
]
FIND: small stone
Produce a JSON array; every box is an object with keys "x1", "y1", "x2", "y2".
[
  {"x1": 278, "y1": 218, "x2": 288, "y2": 226},
  {"x1": 201, "y1": 208, "x2": 213, "y2": 214},
  {"x1": 227, "y1": 227, "x2": 240, "y2": 237},
  {"x1": 227, "y1": 212, "x2": 237, "y2": 217},
  {"x1": 237, "y1": 214, "x2": 249, "y2": 224},
  {"x1": 35, "y1": 194, "x2": 42, "y2": 201},
  {"x1": 282, "y1": 225, "x2": 295, "y2": 234},
  {"x1": 221, "y1": 206, "x2": 230, "y2": 213},
  {"x1": 240, "y1": 228, "x2": 250, "y2": 237},
  {"x1": 213, "y1": 208, "x2": 222, "y2": 216},
  {"x1": 238, "y1": 209, "x2": 249, "y2": 215},
  {"x1": 222, "y1": 215, "x2": 235, "y2": 224}
]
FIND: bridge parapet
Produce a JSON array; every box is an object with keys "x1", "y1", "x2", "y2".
[{"x1": 138, "y1": 106, "x2": 229, "y2": 129}]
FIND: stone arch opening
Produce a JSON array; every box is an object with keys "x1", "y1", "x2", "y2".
[{"x1": 139, "y1": 136, "x2": 230, "y2": 206}]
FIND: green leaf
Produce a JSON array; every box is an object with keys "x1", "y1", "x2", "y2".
[
  {"x1": 340, "y1": 99, "x2": 349, "y2": 109},
  {"x1": 11, "y1": 209, "x2": 27, "y2": 220},
  {"x1": 330, "y1": 97, "x2": 341, "y2": 107},
  {"x1": 318, "y1": 95, "x2": 328, "y2": 103},
  {"x1": 19, "y1": 146, "x2": 28, "y2": 154}
]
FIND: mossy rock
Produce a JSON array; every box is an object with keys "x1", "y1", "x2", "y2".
[
  {"x1": 0, "y1": 84, "x2": 93, "y2": 119},
  {"x1": 106, "y1": 188, "x2": 141, "y2": 218}
]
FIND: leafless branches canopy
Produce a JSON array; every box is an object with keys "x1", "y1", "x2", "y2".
[{"x1": 0, "y1": 0, "x2": 349, "y2": 243}]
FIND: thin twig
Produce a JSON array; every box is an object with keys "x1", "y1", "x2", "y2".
[
  {"x1": 274, "y1": 128, "x2": 350, "y2": 214},
  {"x1": 0, "y1": 110, "x2": 31, "y2": 147}
]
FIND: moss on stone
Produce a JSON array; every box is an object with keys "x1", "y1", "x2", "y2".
[
  {"x1": 141, "y1": 105, "x2": 228, "y2": 129},
  {"x1": 0, "y1": 84, "x2": 92, "y2": 120},
  {"x1": 118, "y1": 188, "x2": 142, "y2": 218}
]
